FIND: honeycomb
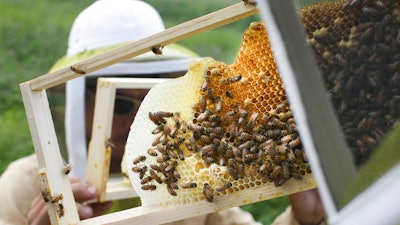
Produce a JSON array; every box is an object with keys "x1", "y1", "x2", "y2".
[
  {"x1": 124, "y1": 21, "x2": 314, "y2": 206},
  {"x1": 299, "y1": 0, "x2": 400, "y2": 166}
]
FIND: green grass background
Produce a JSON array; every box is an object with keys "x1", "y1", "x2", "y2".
[{"x1": 0, "y1": 0, "x2": 289, "y2": 223}]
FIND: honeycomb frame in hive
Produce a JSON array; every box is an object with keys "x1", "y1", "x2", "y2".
[{"x1": 125, "y1": 21, "x2": 316, "y2": 206}]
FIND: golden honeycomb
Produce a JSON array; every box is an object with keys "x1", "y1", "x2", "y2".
[{"x1": 124, "y1": 21, "x2": 314, "y2": 206}]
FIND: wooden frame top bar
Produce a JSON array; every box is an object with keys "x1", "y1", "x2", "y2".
[{"x1": 28, "y1": 3, "x2": 258, "y2": 91}]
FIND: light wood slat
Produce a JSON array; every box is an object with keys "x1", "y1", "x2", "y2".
[
  {"x1": 28, "y1": 3, "x2": 258, "y2": 91},
  {"x1": 87, "y1": 78, "x2": 169, "y2": 202},
  {"x1": 80, "y1": 174, "x2": 316, "y2": 225},
  {"x1": 20, "y1": 82, "x2": 80, "y2": 224}
]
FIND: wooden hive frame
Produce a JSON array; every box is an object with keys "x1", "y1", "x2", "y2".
[{"x1": 20, "y1": 2, "x2": 318, "y2": 225}]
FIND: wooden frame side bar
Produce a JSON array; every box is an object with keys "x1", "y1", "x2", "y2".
[
  {"x1": 86, "y1": 78, "x2": 170, "y2": 202},
  {"x1": 20, "y1": 82, "x2": 79, "y2": 224}
]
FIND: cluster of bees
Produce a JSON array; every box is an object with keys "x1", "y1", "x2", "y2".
[
  {"x1": 131, "y1": 21, "x2": 312, "y2": 203},
  {"x1": 41, "y1": 191, "x2": 64, "y2": 217},
  {"x1": 300, "y1": 0, "x2": 400, "y2": 166}
]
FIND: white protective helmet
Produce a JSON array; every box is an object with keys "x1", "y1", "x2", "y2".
[{"x1": 49, "y1": 0, "x2": 200, "y2": 178}]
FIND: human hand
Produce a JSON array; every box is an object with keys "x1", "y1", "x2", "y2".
[
  {"x1": 289, "y1": 188, "x2": 325, "y2": 225},
  {"x1": 28, "y1": 177, "x2": 112, "y2": 225}
]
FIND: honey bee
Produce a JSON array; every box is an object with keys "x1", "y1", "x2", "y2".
[
  {"x1": 216, "y1": 182, "x2": 232, "y2": 192},
  {"x1": 238, "y1": 132, "x2": 252, "y2": 141},
  {"x1": 131, "y1": 166, "x2": 147, "y2": 173},
  {"x1": 253, "y1": 133, "x2": 266, "y2": 143},
  {"x1": 281, "y1": 161, "x2": 290, "y2": 179},
  {"x1": 167, "y1": 149, "x2": 178, "y2": 160},
  {"x1": 248, "y1": 162, "x2": 258, "y2": 177},
  {"x1": 70, "y1": 65, "x2": 86, "y2": 74},
  {"x1": 133, "y1": 155, "x2": 146, "y2": 164},
  {"x1": 62, "y1": 164, "x2": 72, "y2": 175},
  {"x1": 198, "y1": 97, "x2": 207, "y2": 114},
  {"x1": 209, "y1": 114, "x2": 221, "y2": 123},
  {"x1": 141, "y1": 184, "x2": 157, "y2": 191},
  {"x1": 236, "y1": 105, "x2": 248, "y2": 118},
  {"x1": 292, "y1": 171, "x2": 303, "y2": 180},
  {"x1": 151, "y1": 125, "x2": 164, "y2": 135},
  {"x1": 151, "y1": 45, "x2": 164, "y2": 55},
  {"x1": 50, "y1": 193, "x2": 63, "y2": 203},
  {"x1": 232, "y1": 146, "x2": 241, "y2": 157},
  {"x1": 287, "y1": 149, "x2": 296, "y2": 162},
  {"x1": 275, "y1": 100, "x2": 288, "y2": 113},
  {"x1": 244, "y1": 153, "x2": 258, "y2": 163},
  {"x1": 201, "y1": 78, "x2": 210, "y2": 92},
  {"x1": 57, "y1": 203, "x2": 65, "y2": 217},
  {"x1": 167, "y1": 185, "x2": 177, "y2": 196},
  {"x1": 170, "y1": 182, "x2": 179, "y2": 190},
  {"x1": 203, "y1": 183, "x2": 214, "y2": 202},
  {"x1": 207, "y1": 89, "x2": 215, "y2": 102},
  {"x1": 41, "y1": 191, "x2": 50, "y2": 202},
  {"x1": 274, "y1": 178, "x2": 287, "y2": 187},
  {"x1": 238, "y1": 140, "x2": 255, "y2": 150},
  {"x1": 177, "y1": 148, "x2": 185, "y2": 161},
  {"x1": 265, "y1": 129, "x2": 285, "y2": 138},
  {"x1": 159, "y1": 134, "x2": 168, "y2": 145},
  {"x1": 151, "y1": 111, "x2": 173, "y2": 122},
  {"x1": 219, "y1": 157, "x2": 227, "y2": 166},
  {"x1": 204, "y1": 157, "x2": 215, "y2": 166},
  {"x1": 200, "y1": 144, "x2": 217, "y2": 155},
  {"x1": 140, "y1": 176, "x2": 153, "y2": 185},
  {"x1": 156, "y1": 145, "x2": 167, "y2": 154},
  {"x1": 152, "y1": 136, "x2": 162, "y2": 147},
  {"x1": 258, "y1": 162, "x2": 267, "y2": 175},
  {"x1": 174, "y1": 170, "x2": 181, "y2": 179},
  {"x1": 237, "y1": 163, "x2": 246, "y2": 179},
  {"x1": 219, "y1": 77, "x2": 228, "y2": 85},
  {"x1": 181, "y1": 181, "x2": 197, "y2": 189},
  {"x1": 171, "y1": 111, "x2": 179, "y2": 122},
  {"x1": 271, "y1": 165, "x2": 282, "y2": 179},
  {"x1": 197, "y1": 110, "x2": 212, "y2": 122},
  {"x1": 165, "y1": 161, "x2": 177, "y2": 172},
  {"x1": 211, "y1": 68, "x2": 221, "y2": 76},
  {"x1": 156, "y1": 155, "x2": 170, "y2": 163},
  {"x1": 147, "y1": 148, "x2": 158, "y2": 157},
  {"x1": 200, "y1": 135, "x2": 212, "y2": 144},
  {"x1": 242, "y1": 0, "x2": 257, "y2": 6},
  {"x1": 190, "y1": 124, "x2": 207, "y2": 135},
  {"x1": 275, "y1": 145, "x2": 288, "y2": 155},
  {"x1": 288, "y1": 137, "x2": 301, "y2": 149},
  {"x1": 228, "y1": 166, "x2": 238, "y2": 180},
  {"x1": 227, "y1": 74, "x2": 242, "y2": 83},
  {"x1": 225, "y1": 90, "x2": 234, "y2": 98}
]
